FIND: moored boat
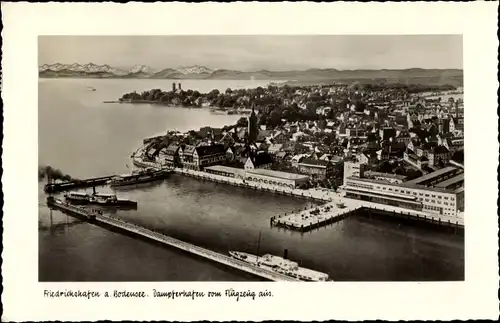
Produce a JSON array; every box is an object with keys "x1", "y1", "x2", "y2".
[
  {"x1": 64, "y1": 191, "x2": 91, "y2": 204},
  {"x1": 64, "y1": 191, "x2": 137, "y2": 208},
  {"x1": 91, "y1": 193, "x2": 138, "y2": 207},
  {"x1": 107, "y1": 167, "x2": 172, "y2": 187},
  {"x1": 229, "y1": 251, "x2": 330, "y2": 282}
]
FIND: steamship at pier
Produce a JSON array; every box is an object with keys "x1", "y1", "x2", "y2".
[{"x1": 229, "y1": 250, "x2": 330, "y2": 282}]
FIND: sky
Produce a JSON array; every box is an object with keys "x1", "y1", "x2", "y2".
[{"x1": 38, "y1": 35, "x2": 463, "y2": 71}]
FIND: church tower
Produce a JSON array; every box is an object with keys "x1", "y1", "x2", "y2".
[{"x1": 248, "y1": 103, "x2": 259, "y2": 143}]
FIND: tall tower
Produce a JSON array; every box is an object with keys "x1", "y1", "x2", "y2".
[
  {"x1": 172, "y1": 82, "x2": 176, "y2": 92},
  {"x1": 248, "y1": 103, "x2": 259, "y2": 143},
  {"x1": 178, "y1": 83, "x2": 182, "y2": 91}
]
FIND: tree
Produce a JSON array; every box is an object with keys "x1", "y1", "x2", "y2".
[
  {"x1": 207, "y1": 89, "x2": 220, "y2": 101},
  {"x1": 236, "y1": 117, "x2": 248, "y2": 128},
  {"x1": 269, "y1": 109, "x2": 282, "y2": 126}
]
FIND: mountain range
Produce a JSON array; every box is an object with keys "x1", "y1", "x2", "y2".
[{"x1": 38, "y1": 63, "x2": 463, "y2": 85}]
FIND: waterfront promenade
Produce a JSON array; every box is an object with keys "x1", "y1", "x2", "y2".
[
  {"x1": 131, "y1": 154, "x2": 464, "y2": 231},
  {"x1": 132, "y1": 153, "x2": 333, "y2": 202}
]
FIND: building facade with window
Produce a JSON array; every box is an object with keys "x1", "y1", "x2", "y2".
[
  {"x1": 297, "y1": 158, "x2": 333, "y2": 179},
  {"x1": 244, "y1": 168, "x2": 310, "y2": 189},
  {"x1": 181, "y1": 144, "x2": 227, "y2": 170},
  {"x1": 344, "y1": 176, "x2": 463, "y2": 217}
]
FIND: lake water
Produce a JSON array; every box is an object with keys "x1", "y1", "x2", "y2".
[{"x1": 38, "y1": 78, "x2": 464, "y2": 281}]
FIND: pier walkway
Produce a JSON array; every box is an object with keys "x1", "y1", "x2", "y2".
[
  {"x1": 173, "y1": 167, "x2": 332, "y2": 202},
  {"x1": 271, "y1": 202, "x2": 361, "y2": 232},
  {"x1": 96, "y1": 215, "x2": 299, "y2": 281},
  {"x1": 44, "y1": 175, "x2": 115, "y2": 193},
  {"x1": 47, "y1": 198, "x2": 299, "y2": 282},
  {"x1": 272, "y1": 196, "x2": 464, "y2": 232}
]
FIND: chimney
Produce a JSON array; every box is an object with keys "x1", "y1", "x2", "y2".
[
  {"x1": 178, "y1": 83, "x2": 182, "y2": 91},
  {"x1": 283, "y1": 249, "x2": 288, "y2": 260},
  {"x1": 172, "y1": 82, "x2": 176, "y2": 92}
]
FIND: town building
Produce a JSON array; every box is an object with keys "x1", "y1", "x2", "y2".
[
  {"x1": 344, "y1": 175, "x2": 464, "y2": 217},
  {"x1": 271, "y1": 131, "x2": 289, "y2": 144},
  {"x1": 204, "y1": 165, "x2": 244, "y2": 178},
  {"x1": 343, "y1": 159, "x2": 367, "y2": 185},
  {"x1": 428, "y1": 145, "x2": 451, "y2": 166},
  {"x1": 244, "y1": 168, "x2": 310, "y2": 189},
  {"x1": 403, "y1": 149, "x2": 428, "y2": 170},
  {"x1": 267, "y1": 143, "x2": 284, "y2": 155},
  {"x1": 363, "y1": 171, "x2": 407, "y2": 184},
  {"x1": 449, "y1": 117, "x2": 464, "y2": 132},
  {"x1": 297, "y1": 158, "x2": 333, "y2": 180},
  {"x1": 181, "y1": 144, "x2": 226, "y2": 170},
  {"x1": 162, "y1": 144, "x2": 182, "y2": 167},
  {"x1": 244, "y1": 152, "x2": 273, "y2": 170},
  {"x1": 379, "y1": 127, "x2": 397, "y2": 141}
]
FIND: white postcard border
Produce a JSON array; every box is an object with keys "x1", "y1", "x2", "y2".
[{"x1": 1, "y1": 2, "x2": 499, "y2": 321}]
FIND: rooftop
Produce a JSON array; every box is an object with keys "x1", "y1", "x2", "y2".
[
  {"x1": 247, "y1": 168, "x2": 309, "y2": 181},
  {"x1": 434, "y1": 173, "x2": 464, "y2": 189},
  {"x1": 298, "y1": 158, "x2": 330, "y2": 168},
  {"x1": 205, "y1": 165, "x2": 244, "y2": 175},
  {"x1": 364, "y1": 171, "x2": 407, "y2": 180},
  {"x1": 405, "y1": 166, "x2": 460, "y2": 185},
  {"x1": 347, "y1": 176, "x2": 457, "y2": 194}
]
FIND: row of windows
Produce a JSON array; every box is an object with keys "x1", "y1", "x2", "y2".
[
  {"x1": 348, "y1": 182, "x2": 374, "y2": 190},
  {"x1": 246, "y1": 177, "x2": 294, "y2": 188},
  {"x1": 418, "y1": 197, "x2": 456, "y2": 205},
  {"x1": 423, "y1": 204, "x2": 441, "y2": 212},
  {"x1": 360, "y1": 182, "x2": 457, "y2": 202}
]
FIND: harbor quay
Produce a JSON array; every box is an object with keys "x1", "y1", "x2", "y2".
[
  {"x1": 46, "y1": 198, "x2": 299, "y2": 282},
  {"x1": 131, "y1": 154, "x2": 464, "y2": 231},
  {"x1": 272, "y1": 196, "x2": 464, "y2": 232},
  {"x1": 172, "y1": 167, "x2": 332, "y2": 202},
  {"x1": 132, "y1": 153, "x2": 332, "y2": 203}
]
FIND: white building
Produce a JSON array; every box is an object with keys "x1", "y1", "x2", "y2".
[
  {"x1": 245, "y1": 169, "x2": 310, "y2": 189},
  {"x1": 344, "y1": 176, "x2": 464, "y2": 217}
]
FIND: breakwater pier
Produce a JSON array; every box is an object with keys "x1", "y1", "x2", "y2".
[
  {"x1": 46, "y1": 197, "x2": 100, "y2": 220},
  {"x1": 46, "y1": 198, "x2": 300, "y2": 282},
  {"x1": 44, "y1": 175, "x2": 116, "y2": 193},
  {"x1": 271, "y1": 203, "x2": 361, "y2": 232}
]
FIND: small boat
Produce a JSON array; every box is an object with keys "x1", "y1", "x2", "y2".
[
  {"x1": 64, "y1": 190, "x2": 137, "y2": 208},
  {"x1": 64, "y1": 191, "x2": 91, "y2": 204},
  {"x1": 229, "y1": 251, "x2": 330, "y2": 282},
  {"x1": 91, "y1": 193, "x2": 137, "y2": 207},
  {"x1": 107, "y1": 168, "x2": 171, "y2": 187},
  {"x1": 336, "y1": 202, "x2": 346, "y2": 209}
]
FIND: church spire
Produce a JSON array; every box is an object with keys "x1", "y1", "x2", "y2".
[{"x1": 248, "y1": 102, "x2": 258, "y2": 144}]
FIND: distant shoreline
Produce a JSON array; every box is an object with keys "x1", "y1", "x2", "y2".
[
  {"x1": 38, "y1": 75, "x2": 463, "y2": 87},
  {"x1": 104, "y1": 99, "x2": 251, "y2": 115}
]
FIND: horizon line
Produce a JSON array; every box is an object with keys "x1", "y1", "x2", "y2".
[{"x1": 38, "y1": 62, "x2": 464, "y2": 72}]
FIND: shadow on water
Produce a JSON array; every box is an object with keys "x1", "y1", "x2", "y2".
[
  {"x1": 110, "y1": 179, "x2": 167, "y2": 192},
  {"x1": 355, "y1": 208, "x2": 464, "y2": 236},
  {"x1": 39, "y1": 213, "x2": 86, "y2": 235}
]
